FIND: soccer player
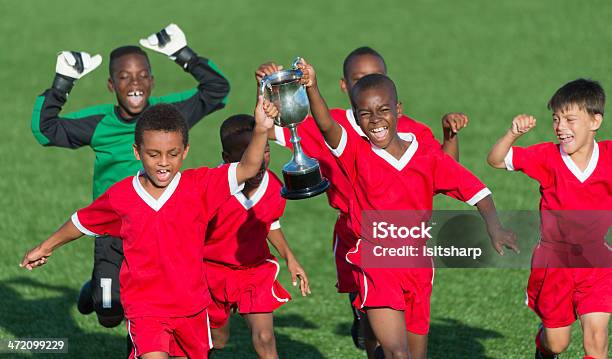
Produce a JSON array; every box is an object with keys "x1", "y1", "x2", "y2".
[
  {"x1": 256, "y1": 47, "x2": 468, "y2": 354},
  {"x1": 21, "y1": 100, "x2": 273, "y2": 359},
  {"x1": 299, "y1": 59, "x2": 517, "y2": 359},
  {"x1": 201, "y1": 114, "x2": 310, "y2": 358},
  {"x1": 487, "y1": 79, "x2": 611, "y2": 359},
  {"x1": 30, "y1": 24, "x2": 230, "y2": 328}
]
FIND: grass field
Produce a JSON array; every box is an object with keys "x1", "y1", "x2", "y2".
[{"x1": 1, "y1": 0, "x2": 611, "y2": 358}]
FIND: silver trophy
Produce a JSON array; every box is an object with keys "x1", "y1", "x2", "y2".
[{"x1": 260, "y1": 58, "x2": 329, "y2": 199}]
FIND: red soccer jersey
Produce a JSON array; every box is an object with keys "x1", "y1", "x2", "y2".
[
  {"x1": 505, "y1": 140, "x2": 612, "y2": 211},
  {"x1": 505, "y1": 140, "x2": 612, "y2": 247},
  {"x1": 71, "y1": 164, "x2": 243, "y2": 318},
  {"x1": 330, "y1": 125, "x2": 490, "y2": 238},
  {"x1": 274, "y1": 108, "x2": 441, "y2": 214},
  {"x1": 203, "y1": 170, "x2": 286, "y2": 268}
]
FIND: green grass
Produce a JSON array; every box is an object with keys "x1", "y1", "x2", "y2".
[{"x1": 1, "y1": 0, "x2": 611, "y2": 357}]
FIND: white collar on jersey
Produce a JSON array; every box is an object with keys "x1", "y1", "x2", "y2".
[
  {"x1": 132, "y1": 170, "x2": 182, "y2": 211},
  {"x1": 234, "y1": 171, "x2": 269, "y2": 210},
  {"x1": 371, "y1": 132, "x2": 419, "y2": 171},
  {"x1": 559, "y1": 140, "x2": 599, "y2": 183},
  {"x1": 345, "y1": 109, "x2": 368, "y2": 137}
]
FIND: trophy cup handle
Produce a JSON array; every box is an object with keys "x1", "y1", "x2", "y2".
[
  {"x1": 259, "y1": 77, "x2": 282, "y2": 127},
  {"x1": 259, "y1": 77, "x2": 270, "y2": 98},
  {"x1": 291, "y1": 57, "x2": 302, "y2": 69}
]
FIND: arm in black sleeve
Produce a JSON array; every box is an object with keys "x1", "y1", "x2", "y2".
[
  {"x1": 168, "y1": 46, "x2": 231, "y2": 128},
  {"x1": 31, "y1": 76, "x2": 104, "y2": 148}
]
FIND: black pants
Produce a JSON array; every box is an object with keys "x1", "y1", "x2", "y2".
[{"x1": 91, "y1": 235, "x2": 124, "y2": 328}]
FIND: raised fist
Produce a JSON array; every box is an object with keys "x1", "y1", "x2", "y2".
[{"x1": 511, "y1": 114, "x2": 536, "y2": 136}]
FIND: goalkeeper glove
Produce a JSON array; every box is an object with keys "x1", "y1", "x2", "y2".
[
  {"x1": 52, "y1": 51, "x2": 102, "y2": 93},
  {"x1": 139, "y1": 23, "x2": 197, "y2": 70},
  {"x1": 139, "y1": 23, "x2": 187, "y2": 59}
]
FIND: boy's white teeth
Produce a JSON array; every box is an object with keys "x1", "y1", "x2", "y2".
[
  {"x1": 127, "y1": 92, "x2": 144, "y2": 107},
  {"x1": 370, "y1": 127, "x2": 387, "y2": 133},
  {"x1": 369, "y1": 127, "x2": 388, "y2": 141}
]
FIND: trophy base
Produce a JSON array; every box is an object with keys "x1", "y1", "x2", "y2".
[
  {"x1": 281, "y1": 178, "x2": 329, "y2": 200},
  {"x1": 281, "y1": 164, "x2": 329, "y2": 200}
]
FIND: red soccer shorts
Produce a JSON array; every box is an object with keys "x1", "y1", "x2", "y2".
[
  {"x1": 347, "y1": 239, "x2": 434, "y2": 335},
  {"x1": 205, "y1": 258, "x2": 291, "y2": 329},
  {"x1": 334, "y1": 213, "x2": 360, "y2": 293},
  {"x1": 527, "y1": 267, "x2": 612, "y2": 328},
  {"x1": 127, "y1": 308, "x2": 212, "y2": 358}
]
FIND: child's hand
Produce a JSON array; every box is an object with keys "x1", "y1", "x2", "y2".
[
  {"x1": 255, "y1": 62, "x2": 283, "y2": 84},
  {"x1": 488, "y1": 226, "x2": 519, "y2": 256},
  {"x1": 295, "y1": 58, "x2": 317, "y2": 88},
  {"x1": 55, "y1": 51, "x2": 102, "y2": 80},
  {"x1": 442, "y1": 113, "x2": 469, "y2": 134},
  {"x1": 139, "y1": 23, "x2": 187, "y2": 59},
  {"x1": 254, "y1": 95, "x2": 276, "y2": 131},
  {"x1": 510, "y1": 114, "x2": 536, "y2": 137},
  {"x1": 20, "y1": 245, "x2": 53, "y2": 270},
  {"x1": 287, "y1": 257, "x2": 311, "y2": 296}
]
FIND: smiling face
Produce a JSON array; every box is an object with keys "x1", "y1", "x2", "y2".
[
  {"x1": 352, "y1": 84, "x2": 402, "y2": 149},
  {"x1": 552, "y1": 104, "x2": 602, "y2": 155},
  {"x1": 108, "y1": 53, "x2": 154, "y2": 119},
  {"x1": 133, "y1": 130, "x2": 189, "y2": 190}
]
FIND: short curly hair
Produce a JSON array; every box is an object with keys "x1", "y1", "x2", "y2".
[{"x1": 135, "y1": 104, "x2": 188, "y2": 148}]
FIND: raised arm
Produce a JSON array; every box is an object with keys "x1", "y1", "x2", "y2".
[
  {"x1": 140, "y1": 24, "x2": 230, "y2": 128},
  {"x1": 20, "y1": 219, "x2": 84, "y2": 270},
  {"x1": 487, "y1": 114, "x2": 536, "y2": 168},
  {"x1": 235, "y1": 96, "x2": 275, "y2": 184},
  {"x1": 297, "y1": 59, "x2": 343, "y2": 149},
  {"x1": 32, "y1": 51, "x2": 105, "y2": 148},
  {"x1": 267, "y1": 228, "x2": 310, "y2": 296},
  {"x1": 440, "y1": 112, "x2": 469, "y2": 161}
]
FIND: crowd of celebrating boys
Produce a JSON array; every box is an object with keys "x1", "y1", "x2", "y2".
[{"x1": 20, "y1": 23, "x2": 611, "y2": 359}]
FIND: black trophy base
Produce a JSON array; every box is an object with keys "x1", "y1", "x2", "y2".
[
  {"x1": 281, "y1": 178, "x2": 329, "y2": 200},
  {"x1": 281, "y1": 168, "x2": 330, "y2": 200}
]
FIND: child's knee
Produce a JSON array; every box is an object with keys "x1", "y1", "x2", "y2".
[
  {"x1": 252, "y1": 329, "x2": 275, "y2": 347},
  {"x1": 583, "y1": 326, "x2": 608, "y2": 353},
  {"x1": 544, "y1": 333, "x2": 571, "y2": 354}
]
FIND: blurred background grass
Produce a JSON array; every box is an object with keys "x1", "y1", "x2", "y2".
[{"x1": 0, "y1": 0, "x2": 610, "y2": 357}]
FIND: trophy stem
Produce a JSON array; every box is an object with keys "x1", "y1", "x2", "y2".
[{"x1": 288, "y1": 124, "x2": 308, "y2": 167}]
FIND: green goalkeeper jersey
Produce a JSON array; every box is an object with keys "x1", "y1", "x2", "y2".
[{"x1": 31, "y1": 55, "x2": 229, "y2": 199}]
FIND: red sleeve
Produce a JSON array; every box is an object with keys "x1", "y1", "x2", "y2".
[
  {"x1": 505, "y1": 143, "x2": 553, "y2": 186},
  {"x1": 198, "y1": 163, "x2": 244, "y2": 218},
  {"x1": 433, "y1": 153, "x2": 491, "y2": 205},
  {"x1": 327, "y1": 124, "x2": 360, "y2": 180},
  {"x1": 271, "y1": 198, "x2": 286, "y2": 229},
  {"x1": 72, "y1": 191, "x2": 122, "y2": 237},
  {"x1": 267, "y1": 173, "x2": 287, "y2": 229}
]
